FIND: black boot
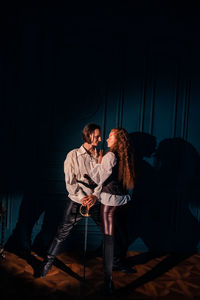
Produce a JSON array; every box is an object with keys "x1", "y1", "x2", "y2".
[
  {"x1": 101, "y1": 235, "x2": 115, "y2": 295},
  {"x1": 35, "y1": 237, "x2": 62, "y2": 278},
  {"x1": 37, "y1": 254, "x2": 55, "y2": 278},
  {"x1": 101, "y1": 277, "x2": 114, "y2": 295}
]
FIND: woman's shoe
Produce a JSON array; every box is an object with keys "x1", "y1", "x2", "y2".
[
  {"x1": 113, "y1": 261, "x2": 137, "y2": 273},
  {"x1": 101, "y1": 278, "x2": 115, "y2": 295}
]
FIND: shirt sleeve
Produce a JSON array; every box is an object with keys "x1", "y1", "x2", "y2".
[
  {"x1": 89, "y1": 152, "x2": 117, "y2": 198},
  {"x1": 64, "y1": 151, "x2": 86, "y2": 200}
]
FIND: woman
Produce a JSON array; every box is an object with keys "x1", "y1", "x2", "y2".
[{"x1": 84, "y1": 127, "x2": 136, "y2": 295}]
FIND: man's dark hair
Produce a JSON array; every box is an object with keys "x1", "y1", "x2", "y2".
[{"x1": 82, "y1": 123, "x2": 101, "y2": 143}]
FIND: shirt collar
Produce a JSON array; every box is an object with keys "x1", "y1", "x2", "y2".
[
  {"x1": 77, "y1": 145, "x2": 98, "y2": 158},
  {"x1": 77, "y1": 145, "x2": 87, "y2": 156}
]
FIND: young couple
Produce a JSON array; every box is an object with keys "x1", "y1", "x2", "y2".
[{"x1": 36, "y1": 123, "x2": 136, "y2": 295}]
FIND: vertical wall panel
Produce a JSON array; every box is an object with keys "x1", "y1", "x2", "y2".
[
  {"x1": 150, "y1": 52, "x2": 180, "y2": 142},
  {"x1": 121, "y1": 40, "x2": 147, "y2": 133},
  {"x1": 122, "y1": 82, "x2": 144, "y2": 133},
  {"x1": 187, "y1": 81, "x2": 200, "y2": 154}
]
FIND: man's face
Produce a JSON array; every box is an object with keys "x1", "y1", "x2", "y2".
[{"x1": 90, "y1": 129, "x2": 101, "y2": 146}]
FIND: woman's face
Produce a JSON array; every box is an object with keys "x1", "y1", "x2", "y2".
[{"x1": 107, "y1": 130, "x2": 117, "y2": 148}]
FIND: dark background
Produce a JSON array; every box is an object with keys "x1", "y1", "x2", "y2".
[{"x1": 1, "y1": 1, "x2": 200, "y2": 254}]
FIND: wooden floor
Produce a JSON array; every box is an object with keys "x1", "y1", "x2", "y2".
[{"x1": 0, "y1": 249, "x2": 200, "y2": 299}]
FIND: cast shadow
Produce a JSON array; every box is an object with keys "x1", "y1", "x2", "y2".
[
  {"x1": 126, "y1": 251, "x2": 164, "y2": 267},
  {"x1": 4, "y1": 162, "x2": 67, "y2": 258},
  {"x1": 26, "y1": 252, "x2": 83, "y2": 281},
  {"x1": 123, "y1": 135, "x2": 200, "y2": 255},
  {"x1": 116, "y1": 252, "x2": 192, "y2": 296},
  {"x1": 144, "y1": 137, "x2": 200, "y2": 253}
]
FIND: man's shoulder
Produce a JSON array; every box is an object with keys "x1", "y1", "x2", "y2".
[
  {"x1": 66, "y1": 148, "x2": 79, "y2": 157},
  {"x1": 69, "y1": 148, "x2": 80, "y2": 154},
  {"x1": 66, "y1": 147, "x2": 83, "y2": 157},
  {"x1": 66, "y1": 148, "x2": 79, "y2": 159}
]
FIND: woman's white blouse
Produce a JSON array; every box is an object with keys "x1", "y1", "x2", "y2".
[{"x1": 89, "y1": 152, "x2": 131, "y2": 206}]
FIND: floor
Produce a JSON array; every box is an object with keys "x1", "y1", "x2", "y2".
[{"x1": 0, "y1": 249, "x2": 200, "y2": 299}]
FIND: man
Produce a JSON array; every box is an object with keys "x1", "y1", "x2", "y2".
[{"x1": 37, "y1": 123, "x2": 132, "y2": 278}]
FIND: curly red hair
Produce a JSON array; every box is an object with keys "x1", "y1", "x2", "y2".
[{"x1": 109, "y1": 128, "x2": 136, "y2": 189}]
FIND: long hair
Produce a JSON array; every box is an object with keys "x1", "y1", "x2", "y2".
[{"x1": 110, "y1": 128, "x2": 136, "y2": 189}]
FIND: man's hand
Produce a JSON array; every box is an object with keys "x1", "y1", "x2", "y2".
[
  {"x1": 87, "y1": 194, "x2": 98, "y2": 208},
  {"x1": 81, "y1": 194, "x2": 98, "y2": 209},
  {"x1": 81, "y1": 196, "x2": 89, "y2": 206}
]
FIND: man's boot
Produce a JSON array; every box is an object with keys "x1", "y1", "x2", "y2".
[{"x1": 36, "y1": 237, "x2": 62, "y2": 278}]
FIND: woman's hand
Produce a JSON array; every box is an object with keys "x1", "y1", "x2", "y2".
[{"x1": 98, "y1": 149, "x2": 103, "y2": 164}]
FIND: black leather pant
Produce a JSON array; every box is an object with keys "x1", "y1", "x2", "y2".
[{"x1": 46, "y1": 198, "x2": 101, "y2": 256}]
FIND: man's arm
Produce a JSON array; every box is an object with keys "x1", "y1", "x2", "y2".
[{"x1": 64, "y1": 151, "x2": 86, "y2": 201}]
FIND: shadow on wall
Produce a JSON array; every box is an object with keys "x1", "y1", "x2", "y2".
[
  {"x1": 127, "y1": 135, "x2": 200, "y2": 253},
  {"x1": 4, "y1": 162, "x2": 67, "y2": 257},
  {"x1": 151, "y1": 137, "x2": 200, "y2": 252},
  {"x1": 3, "y1": 158, "x2": 101, "y2": 257}
]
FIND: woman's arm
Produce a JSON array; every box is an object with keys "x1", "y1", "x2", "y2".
[
  {"x1": 90, "y1": 152, "x2": 116, "y2": 184},
  {"x1": 88, "y1": 152, "x2": 116, "y2": 199}
]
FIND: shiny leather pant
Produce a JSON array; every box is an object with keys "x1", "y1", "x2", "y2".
[
  {"x1": 101, "y1": 204, "x2": 117, "y2": 280},
  {"x1": 101, "y1": 204, "x2": 117, "y2": 236},
  {"x1": 46, "y1": 198, "x2": 101, "y2": 256}
]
